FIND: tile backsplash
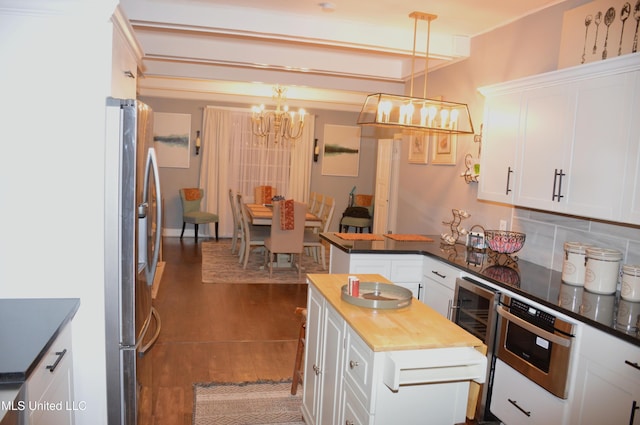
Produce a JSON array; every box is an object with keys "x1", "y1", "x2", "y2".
[{"x1": 512, "y1": 207, "x2": 640, "y2": 272}]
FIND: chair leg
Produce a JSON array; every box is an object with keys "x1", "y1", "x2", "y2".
[
  {"x1": 215, "y1": 222, "x2": 219, "y2": 241},
  {"x1": 194, "y1": 224, "x2": 199, "y2": 243},
  {"x1": 180, "y1": 222, "x2": 186, "y2": 239},
  {"x1": 291, "y1": 320, "x2": 306, "y2": 395},
  {"x1": 320, "y1": 246, "x2": 326, "y2": 270},
  {"x1": 269, "y1": 251, "x2": 274, "y2": 277}
]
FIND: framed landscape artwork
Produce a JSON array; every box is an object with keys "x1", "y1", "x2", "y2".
[
  {"x1": 153, "y1": 112, "x2": 191, "y2": 168},
  {"x1": 321, "y1": 124, "x2": 361, "y2": 176}
]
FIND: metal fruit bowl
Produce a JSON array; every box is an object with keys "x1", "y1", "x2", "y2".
[{"x1": 484, "y1": 230, "x2": 526, "y2": 254}]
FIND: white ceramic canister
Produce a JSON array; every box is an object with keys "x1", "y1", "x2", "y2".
[
  {"x1": 562, "y1": 242, "x2": 593, "y2": 286},
  {"x1": 584, "y1": 247, "x2": 623, "y2": 295},
  {"x1": 621, "y1": 264, "x2": 640, "y2": 301}
]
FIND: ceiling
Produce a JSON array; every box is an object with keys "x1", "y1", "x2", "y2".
[{"x1": 120, "y1": 0, "x2": 569, "y2": 111}]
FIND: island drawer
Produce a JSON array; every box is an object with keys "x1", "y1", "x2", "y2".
[
  {"x1": 422, "y1": 257, "x2": 459, "y2": 290},
  {"x1": 343, "y1": 381, "x2": 372, "y2": 425},
  {"x1": 344, "y1": 328, "x2": 375, "y2": 410}
]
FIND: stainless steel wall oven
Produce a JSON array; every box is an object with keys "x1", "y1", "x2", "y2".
[
  {"x1": 496, "y1": 294, "x2": 577, "y2": 399},
  {"x1": 453, "y1": 277, "x2": 501, "y2": 420}
]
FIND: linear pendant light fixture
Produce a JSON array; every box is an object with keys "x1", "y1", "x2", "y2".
[{"x1": 357, "y1": 12, "x2": 474, "y2": 135}]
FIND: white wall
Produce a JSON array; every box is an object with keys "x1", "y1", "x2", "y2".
[
  {"x1": 0, "y1": 1, "x2": 117, "y2": 424},
  {"x1": 393, "y1": 0, "x2": 640, "y2": 270}
]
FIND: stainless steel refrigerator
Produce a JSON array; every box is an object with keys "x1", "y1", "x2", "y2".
[{"x1": 104, "y1": 98, "x2": 162, "y2": 425}]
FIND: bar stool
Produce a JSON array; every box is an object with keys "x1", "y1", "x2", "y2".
[{"x1": 291, "y1": 307, "x2": 307, "y2": 395}]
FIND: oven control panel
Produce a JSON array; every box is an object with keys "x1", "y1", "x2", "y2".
[{"x1": 509, "y1": 298, "x2": 556, "y2": 332}]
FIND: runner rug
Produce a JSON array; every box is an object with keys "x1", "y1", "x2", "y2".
[
  {"x1": 201, "y1": 239, "x2": 327, "y2": 284},
  {"x1": 192, "y1": 381, "x2": 305, "y2": 425}
]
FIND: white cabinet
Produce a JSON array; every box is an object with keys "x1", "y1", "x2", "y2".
[
  {"x1": 478, "y1": 54, "x2": 640, "y2": 225},
  {"x1": 477, "y1": 89, "x2": 521, "y2": 203},
  {"x1": 111, "y1": 10, "x2": 139, "y2": 98},
  {"x1": 422, "y1": 256, "x2": 460, "y2": 319},
  {"x1": 26, "y1": 323, "x2": 75, "y2": 425},
  {"x1": 491, "y1": 359, "x2": 568, "y2": 425},
  {"x1": 330, "y1": 249, "x2": 424, "y2": 301},
  {"x1": 302, "y1": 285, "x2": 345, "y2": 425},
  {"x1": 569, "y1": 326, "x2": 640, "y2": 425}
]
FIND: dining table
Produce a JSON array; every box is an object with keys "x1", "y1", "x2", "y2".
[{"x1": 244, "y1": 203, "x2": 322, "y2": 228}]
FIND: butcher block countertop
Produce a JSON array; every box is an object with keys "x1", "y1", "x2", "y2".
[{"x1": 307, "y1": 273, "x2": 482, "y2": 352}]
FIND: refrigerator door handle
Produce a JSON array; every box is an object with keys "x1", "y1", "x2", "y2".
[{"x1": 141, "y1": 147, "x2": 163, "y2": 286}]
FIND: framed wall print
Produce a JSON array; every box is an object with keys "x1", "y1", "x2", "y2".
[
  {"x1": 431, "y1": 132, "x2": 457, "y2": 165},
  {"x1": 408, "y1": 133, "x2": 429, "y2": 164},
  {"x1": 321, "y1": 124, "x2": 361, "y2": 176},
  {"x1": 153, "y1": 112, "x2": 191, "y2": 168}
]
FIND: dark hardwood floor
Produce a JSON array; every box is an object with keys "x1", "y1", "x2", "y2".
[
  {"x1": 139, "y1": 237, "x2": 308, "y2": 425},
  {"x1": 138, "y1": 236, "x2": 479, "y2": 425}
]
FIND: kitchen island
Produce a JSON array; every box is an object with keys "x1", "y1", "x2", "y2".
[
  {"x1": 321, "y1": 232, "x2": 640, "y2": 348},
  {"x1": 303, "y1": 273, "x2": 486, "y2": 425}
]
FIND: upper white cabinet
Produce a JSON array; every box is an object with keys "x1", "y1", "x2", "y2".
[
  {"x1": 478, "y1": 53, "x2": 640, "y2": 225},
  {"x1": 111, "y1": 8, "x2": 140, "y2": 98}
]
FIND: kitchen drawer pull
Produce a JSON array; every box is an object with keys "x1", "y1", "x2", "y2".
[
  {"x1": 625, "y1": 360, "x2": 640, "y2": 371},
  {"x1": 431, "y1": 270, "x2": 446, "y2": 279},
  {"x1": 46, "y1": 349, "x2": 67, "y2": 373},
  {"x1": 349, "y1": 360, "x2": 359, "y2": 369},
  {"x1": 508, "y1": 398, "x2": 531, "y2": 417},
  {"x1": 497, "y1": 305, "x2": 573, "y2": 347}
]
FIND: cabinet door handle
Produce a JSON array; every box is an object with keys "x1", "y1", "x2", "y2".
[
  {"x1": 46, "y1": 349, "x2": 67, "y2": 373},
  {"x1": 505, "y1": 166, "x2": 513, "y2": 195},
  {"x1": 552, "y1": 169, "x2": 566, "y2": 202},
  {"x1": 630, "y1": 400, "x2": 639, "y2": 425},
  {"x1": 508, "y1": 398, "x2": 531, "y2": 417},
  {"x1": 431, "y1": 270, "x2": 446, "y2": 279},
  {"x1": 625, "y1": 360, "x2": 640, "y2": 371},
  {"x1": 349, "y1": 360, "x2": 359, "y2": 369}
]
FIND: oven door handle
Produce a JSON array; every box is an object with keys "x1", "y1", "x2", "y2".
[{"x1": 497, "y1": 305, "x2": 573, "y2": 348}]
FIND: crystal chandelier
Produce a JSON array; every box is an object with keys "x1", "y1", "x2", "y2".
[
  {"x1": 357, "y1": 12, "x2": 474, "y2": 135},
  {"x1": 251, "y1": 85, "x2": 306, "y2": 143}
]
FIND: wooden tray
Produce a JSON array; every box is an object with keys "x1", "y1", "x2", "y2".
[{"x1": 341, "y1": 282, "x2": 412, "y2": 310}]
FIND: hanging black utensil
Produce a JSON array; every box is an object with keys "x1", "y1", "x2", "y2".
[
  {"x1": 619, "y1": 3, "x2": 631, "y2": 55},
  {"x1": 633, "y1": 0, "x2": 640, "y2": 53},
  {"x1": 582, "y1": 15, "x2": 593, "y2": 63},
  {"x1": 602, "y1": 7, "x2": 616, "y2": 59},
  {"x1": 593, "y1": 11, "x2": 602, "y2": 54}
]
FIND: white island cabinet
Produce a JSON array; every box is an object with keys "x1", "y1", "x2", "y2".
[
  {"x1": 26, "y1": 322, "x2": 75, "y2": 425},
  {"x1": 303, "y1": 274, "x2": 487, "y2": 425},
  {"x1": 329, "y1": 247, "x2": 424, "y2": 301}
]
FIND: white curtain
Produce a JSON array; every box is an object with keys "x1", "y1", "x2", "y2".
[{"x1": 199, "y1": 107, "x2": 315, "y2": 238}]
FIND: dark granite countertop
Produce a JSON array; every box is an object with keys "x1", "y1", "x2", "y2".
[
  {"x1": 321, "y1": 232, "x2": 640, "y2": 347},
  {"x1": 0, "y1": 298, "x2": 80, "y2": 384}
]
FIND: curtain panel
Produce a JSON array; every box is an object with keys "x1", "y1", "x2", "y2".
[{"x1": 199, "y1": 106, "x2": 315, "y2": 238}]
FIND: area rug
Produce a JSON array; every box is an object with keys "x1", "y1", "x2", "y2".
[
  {"x1": 201, "y1": 239, "x2": 327, "y2": 284},
  {"x1": 192, "y1": 381, "x2": 305, "y2": 425}
]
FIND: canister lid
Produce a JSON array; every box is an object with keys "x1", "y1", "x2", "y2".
[
  {"x1": 585, "y1": 247, "x2": 623, "y2": 261},
  {"x1": 622, "y1": 264, "x2": 640, "y2": 276},
  {"x1": 564, "y1": 241, "x2": 593, "y2": 254}
]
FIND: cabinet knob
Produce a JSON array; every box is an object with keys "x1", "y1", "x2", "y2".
[
  {"x1": 313, "y1": 364, "x2": 321, "y2": 375},
  {"x1": 349, "y1": 360, "x2": 359, "y2": 369},
  {"x1": 346, "y1": 420, "x2": 354, "y2": 425}
]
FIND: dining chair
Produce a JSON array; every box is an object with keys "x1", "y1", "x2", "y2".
[
  {"x1": 238, "y1": 194, "x2": 270, "y2": 269},
  {"x1": 307, "y1": 191, "x2": 317, "y2": 212},
  {"x1": 264, "y1": 200, "x2": 306, "y2": 278},
  {"x1": 303, "y1": 196, "x2": 335, "y2": 269},
  {"x1": 228, "y1": 189, "x2": 242, "y2": 254},
  {"x1": 254, "y1": 185, "x2": 277, "y2": 204},
  {"x1": 179, "y1": 188, "x2": 219, "y2": 243},
  {"x1": 311, "y1": 192, "x2": 324, "y2": 216},
  {"x1": 339, "y1": 194, "x2": 374, "y2": 233}
]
